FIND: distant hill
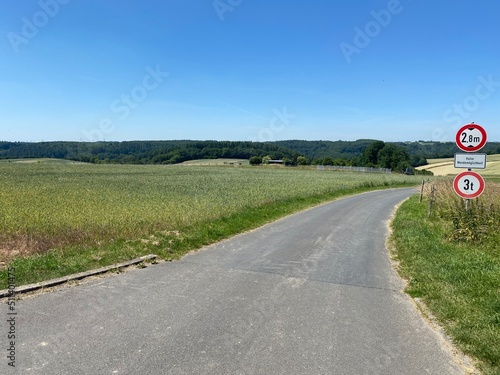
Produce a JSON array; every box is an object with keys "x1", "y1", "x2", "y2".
[
  {"x1": 1, "y1": 139, "x2": 500, "y2": 167},
  {"x1": 273, "y1": 139, "x2": 377, "y2": 161},
  {"x1": 276, "y1": 140, "x2": 500, "y2": 161},
  {"x1": 0, "y1": 141, "x2": 299, "y2": 165}
]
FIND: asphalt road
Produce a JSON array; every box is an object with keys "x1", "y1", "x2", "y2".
[{"x1": 3, "y1": 188, "x2": 466, "y2": 374}]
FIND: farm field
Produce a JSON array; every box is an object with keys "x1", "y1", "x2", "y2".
[
  {"x1": 0, "y1": 158, "x2": 81, "y2": 164},
  {"x1": 417, "y1": 154, "x2": 500, "y2": 177},
  {"x1": 0, "y1": 161, "x2": 420, "y2": 287},
  {"x1": 181, "y1": 158, "x2": 250, "y2": 166}
]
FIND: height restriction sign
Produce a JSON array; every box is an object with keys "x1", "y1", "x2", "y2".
[
  {"x1": 455, "y1": 123, "x2": 487, "y2": 152},
  {"x1": 453, "y1": 170, "x2": 485, "y2": 199}
]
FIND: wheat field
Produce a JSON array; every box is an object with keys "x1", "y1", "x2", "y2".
[
  {"x1": 0, "y1": 160, "x2": 420, "y2": 263},
  {"x1": 417, "y1": 154, "x2": 500, "y2": 176}
]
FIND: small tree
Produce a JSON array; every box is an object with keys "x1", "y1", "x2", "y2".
[
  {"x1": 333, "y1": 158, "x2": 346, "y2": 166},
  {"x1": 360, "y1": 141, "x2": 385, "y2": 166},
  {"x1": 377, "y1": 144, "x2": 410, "y2": 171},
  {"x1": 262, "y1": 155, "x2": 271, "y2": 164},
  {"x1": 249, "y1": 156, "x2": 262, "y2": 165},
  {"x1": 322, "y1": 156, "x2": 335, "y2": 166},
  {"x1": 296, "y1": 156, "x2": 309, "y2": 165}
]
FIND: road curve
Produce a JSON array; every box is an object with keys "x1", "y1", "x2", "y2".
[{"x1": 5, "y1": 188, "x2": 465, "y2": 374}]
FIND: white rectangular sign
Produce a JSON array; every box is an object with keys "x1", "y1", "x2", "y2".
[{"x1": 454, "y1": 153, "x2": 487, "y2": 169}]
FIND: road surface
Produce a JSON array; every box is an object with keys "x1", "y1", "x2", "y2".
[{"x1": 3, "y1": 188, "x2": 466, "y2": 374}]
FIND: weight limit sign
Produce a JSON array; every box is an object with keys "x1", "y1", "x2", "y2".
[{"x1": 453, "y1": 170, "x2": 485, "y2": 199}]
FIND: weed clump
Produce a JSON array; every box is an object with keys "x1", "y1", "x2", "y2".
[
  {"x1": 449, "y1": 199, "x2": 497, "y2": 242},
  {"x1": 424, "y1": 180, "x2": 500, "y2": 244}
]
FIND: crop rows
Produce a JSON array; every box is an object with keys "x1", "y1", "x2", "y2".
[{"x1": 0, "y1": 162, "x2": 420, "y2": 264}]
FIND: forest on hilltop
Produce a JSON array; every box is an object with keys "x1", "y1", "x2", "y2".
[{"x1": 2, "y1": 139, "x2": 500, "y2": 171}]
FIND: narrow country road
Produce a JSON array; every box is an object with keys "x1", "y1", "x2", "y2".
[{"x1": 4, "y1": 188, "x2": 465, "y2": 374}]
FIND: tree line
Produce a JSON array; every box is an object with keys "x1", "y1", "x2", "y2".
[
  {"x1": 2, "y1": 139, "x2": 499, "y2": 171},
  {"x1": 0, "y1": 141, "x2": 299, "y2": 165}
]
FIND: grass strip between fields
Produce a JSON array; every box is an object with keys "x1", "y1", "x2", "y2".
[
  {"x1": 0, "y1": 184, "x2": 414, "y2": 291},
  {"x1": 391, "y1": 196, "x2": 500, "y2": 375}
]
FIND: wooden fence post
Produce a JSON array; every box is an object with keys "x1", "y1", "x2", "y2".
[{"x1": 428, "y1": 184, "x2": 435, "y2": 217}]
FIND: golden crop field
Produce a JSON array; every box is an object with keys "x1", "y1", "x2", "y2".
[{"x1": 417, "y1": 154, "x2": 500, "y2": 176}]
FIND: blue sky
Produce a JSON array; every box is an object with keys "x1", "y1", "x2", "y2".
[{"x1": 1, "y1": 0, "x2": 499, "y2": 142}]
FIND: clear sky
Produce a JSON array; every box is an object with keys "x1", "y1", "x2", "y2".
[{"x1": 1, "y1": 0, "x2": 499, "y2": 143}]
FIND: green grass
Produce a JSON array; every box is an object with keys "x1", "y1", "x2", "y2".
[
  {"x1": 0, "y1": 162, "x2": 421, "y2": 288},
  {"x1": 391, "y1": 193, "x2": 500, "y2": 374}
]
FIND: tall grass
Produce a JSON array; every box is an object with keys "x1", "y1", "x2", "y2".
[{"x1": 428, "y1": 180, "x2": 500, "y2": 245}]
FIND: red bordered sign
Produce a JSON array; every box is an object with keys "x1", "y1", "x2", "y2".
[
  {"x1": 453, "y1": 170, "x2": 485, "y2": 199},
  {"x1": 455, "y1": 123, "x2": 487, "y2": 152}
]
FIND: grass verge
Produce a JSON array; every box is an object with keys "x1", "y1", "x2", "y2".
[{"x1": 391, "y1": 195, "x2": 500, "y2": 375}]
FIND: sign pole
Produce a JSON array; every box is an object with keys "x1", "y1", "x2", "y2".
[{"x1": 466, "y1": 167, "x2": 471, "y2": 213}]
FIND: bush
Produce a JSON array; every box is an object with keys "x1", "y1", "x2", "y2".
[
  {"x1": 249, "y1": 156, "x2": 262, "y2": 165},
  {"x1": 296, "y1": 156, "x2": 309, "y2": 165}
]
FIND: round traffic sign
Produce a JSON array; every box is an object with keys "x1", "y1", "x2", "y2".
[
  {"x1": 453, "y1": 171, "x2": 485, "y2": 199},
  {"x1": 455, "y1": 123, "x2": 487, "y2": 152}
]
